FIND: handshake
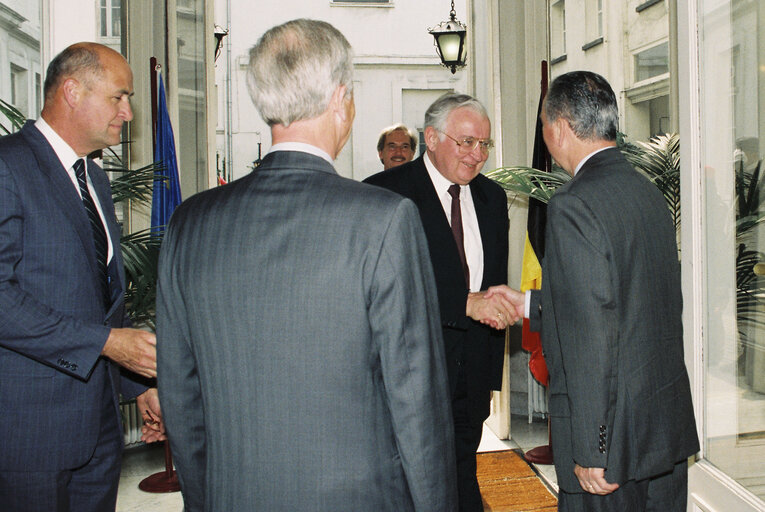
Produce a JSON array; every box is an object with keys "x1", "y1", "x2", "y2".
[{"x1": 466, "y1": 285, "x2": 526, "y2": 330}]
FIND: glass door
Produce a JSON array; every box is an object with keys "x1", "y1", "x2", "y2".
[{"x1": 682, "y1": 0, "x2": 765, "y2": 509}]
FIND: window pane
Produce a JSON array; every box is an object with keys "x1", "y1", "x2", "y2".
[
  {"x1": 635, "y1": 42, "x2": 668, "y2": 81},
  {"x1": 176, "y1": 0, "x2": 208, "y2": 194},
  {"x1": 100, "y1": 3, "x2": 107, "y2": 37},
  {"x1": 112, "y1": 5, "x2": 121, "y2": 37},
  {"x1": 1, "y1": 0, "x2": 40, "y2": 123},
  {"x1": 700, "y1": 0, "x2": 765, "y2": 501}
]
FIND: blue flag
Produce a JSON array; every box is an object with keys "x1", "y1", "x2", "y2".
[{"x1": 151, "y1": 73, "x2": 182, "y2": 234}]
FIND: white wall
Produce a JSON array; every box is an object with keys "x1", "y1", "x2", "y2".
[
  {"x1": 215, "y1": 0, "x2": 470, "y2": 180},
  {"x1": 48, "y1": 0, "x2": 97, "y2": 55}
]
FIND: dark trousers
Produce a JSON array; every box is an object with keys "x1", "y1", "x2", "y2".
[
  {"x1": 558, "y1": 459, "x2": 688, "y2": 512},
  {"x1": 452, "y1": 365, "x2": 487, "y2": 512},
  {"x1": 0, "y1": 385, "x2": 122, "y2": 512}
]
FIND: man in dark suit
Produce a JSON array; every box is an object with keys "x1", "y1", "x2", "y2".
[
  {"x1": 492, "y1": 71, "x2": 699, "y2": 510},
  {"x1": 0, "y1": 43, "x2": 164, "y2": 511},
  {"x1": 156, "y1": 19, "x2": 457, "y2": 511},
  {"x1": 365, "y1": 93, "x2": 518, "y2": 512}
]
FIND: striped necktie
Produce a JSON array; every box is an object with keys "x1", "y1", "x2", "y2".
[{"x1": 74, "y1": 158, "x2": 110, "y2": 305}]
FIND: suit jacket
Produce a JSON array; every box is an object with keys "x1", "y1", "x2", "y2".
[
  {"x1": 157, "y1": 150, "x2": 457, "y2": 511},
  {"x1": 528, "y1": 148, "x2": 699, "y2": 492},
  {"x1": 364, "y1": 156, "x2": 509, "y2": 422},
  {"x1": 0, "y1": 121, "x2": 146, "y2": 471}
]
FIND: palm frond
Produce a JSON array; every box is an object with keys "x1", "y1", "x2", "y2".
[
  {"x1": 486, "y1": 166, "x2": 572, "y2": 204},
  {"x1": 623, "y1": 133, "x2": 681, "y2": 232},
  {"x1": 0, "y1": 99, "x2": 26, "y2": 135},
  {"x1": 121, "y1": 229, "x2": 163, "y2": 329},
  {"x1": 109, "y1": 162, "x2": 166, "y2": 206},
  {"x1": 736, "y1": 160, "x2": 765, "y2": 236}
]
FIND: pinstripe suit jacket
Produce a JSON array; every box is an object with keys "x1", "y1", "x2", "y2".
[
  {"x1": 529, "y1": 148, "x2": 699, "y2": 492},
  {"x1": 0, "y1": 121, "x2": 146, "y2": 472},
  {"x1": 157, "y1": 150, "x2": 457, "y2": 511}
]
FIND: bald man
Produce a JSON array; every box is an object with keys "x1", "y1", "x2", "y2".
[{"x1": 0, "y1": 42, "x2": 163, "y2": 511}]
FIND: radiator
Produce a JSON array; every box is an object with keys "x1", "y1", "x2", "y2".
[
  {"x1": 120, "y1": 399, "x2": 144, "y2": 447},
  {"x1": 527, "y1": 366, "x2": 549, "y2": 424}
]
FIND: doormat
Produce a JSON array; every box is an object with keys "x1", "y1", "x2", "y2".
[{"x1": 477, "y1": 449, "x2": 558, "y2": 511}]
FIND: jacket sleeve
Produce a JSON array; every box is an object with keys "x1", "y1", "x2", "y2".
[
  {"x1": 368, "y1": 198, "x2": 458, "y2": 511},
  {"x1": 156, "y1": 211, "x2": 206, "y2": 511}
]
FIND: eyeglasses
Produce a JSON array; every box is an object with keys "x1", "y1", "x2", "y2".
[{"x1": 438, "y1": 130, "x2": 494, "y2": 155}]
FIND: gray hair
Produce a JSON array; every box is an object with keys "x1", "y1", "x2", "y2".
[
  {"x1": 424, "y1": 93, "x2": 489, "y2": 135},
  {"x1": 246, "y1": 19, "x2": 354, "y2": 127},
  {"x1": 376, "y1": 123, "x2": 417, "y2": 153},
  {"x1": 544, "y1": 71, "x2": 618, "y2": 141}
]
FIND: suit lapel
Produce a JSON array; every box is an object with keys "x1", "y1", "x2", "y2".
[
  {"x1": 89, "y1": 159, "x2": 126, "y2": 313},
  {"x1": 21, "y1": 123, "x2": 123, "y2": 313},
  {"x1": 410, "y1": 162, "x2": 451, "y2": 236},
  {"x1": 21, "y1": 124, "x2": 96, "y2": 268},
  {"x1": 409, "y1": 160, "x2": 470, "y2": 292}
]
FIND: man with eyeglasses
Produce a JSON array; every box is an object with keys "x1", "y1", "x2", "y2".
[
  {"x1": 365, "y1": 92, "x2": 515, "y2": 512},
  {"x1": 377, "y1": 123, "x2": 417, "y2": 170}
]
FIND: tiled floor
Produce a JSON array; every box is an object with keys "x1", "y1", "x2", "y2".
[{"x1": 116, "y1": 414, "x2": 555, "y2": 510}]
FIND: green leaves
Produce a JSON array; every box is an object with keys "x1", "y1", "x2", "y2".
[
  {"x1": 485, "y1": 165, "x2": 571, "y2": 203},
  {"x1": 623, "y1": 133, "x2": 680, "y2": 234},
  {"x1": 120, "y1": 228, "x2": 162, "y2": 330},
  {"x1": 0, "y1": 99, "x2": 26, "y2": 135}
]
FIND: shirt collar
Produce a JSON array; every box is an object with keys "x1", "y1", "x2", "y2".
[
  {"x1": 424, "y1": 152, "x2": 466, "y2": 198},
  {"x1": 573, "y1": 146, "x2": 614, "y2": 176},
  {"x1": 267, "y1": 142, "x2": 334, "y2": 165},
  {"x1": 35, "y1": 117, "x2": 81, "y2": 171}
]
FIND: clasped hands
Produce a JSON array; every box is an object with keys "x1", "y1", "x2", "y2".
[
  {"x1": 102, "y1": 328, "x2": 166, "y2": 443},
  {"x1": 466, "y1": 284, "x2": 526, "y2": 330}
]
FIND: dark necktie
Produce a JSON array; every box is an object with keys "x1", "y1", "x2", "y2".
[
  {"x1": 448, "y1": 184, "x2": 470, "y2": 288},
  {"x1": 74, "y1": 159, "x2": 110, "y2": 305}
]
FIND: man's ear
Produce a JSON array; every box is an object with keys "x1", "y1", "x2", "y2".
[
  {"x1": 61, "y1": 78, "x2": 81, "y2": 108},
  {"x1": 330, "y1": 85, "x2": 350, "y2": 121},
  {"x1": 552, "y1": 117, "x2": 570, "y2": 147},
  {"x1": 424, "y1": 126, "x2": 439, "y2": 151}
]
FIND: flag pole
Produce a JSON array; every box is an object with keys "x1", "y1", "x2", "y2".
[
  {"x1": 138, "y1": 57, "x2": 181, "y2": 494},
  {"x1": 150, "y1": 57, "x2": 159, "y2": 153},
  {"x1": 522, "y1": 59, "x2": 554, "y2": 466}
]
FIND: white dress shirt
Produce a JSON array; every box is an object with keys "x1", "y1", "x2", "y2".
[
  {"x1": 423, "y1": 152, "x2": 484, "y2": 292},
  {"x1": 267, "y1": 142, "x2": 334, "y2": 165}
]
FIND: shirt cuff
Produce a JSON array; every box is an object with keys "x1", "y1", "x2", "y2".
[{"x1": 524, "y1": 290, "x2": 531, "y2": 319}]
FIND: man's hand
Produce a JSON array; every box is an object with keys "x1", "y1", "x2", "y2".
[
  {"x1": 466, "y1": 288, "x2": 521, "y2": 329},
  {"x1": 574, "y1": 465, "x2": 619, "y2": 495},
  {"x1": 136, "y1": 388, "x2": 166, "y2": 443},
  {"x1": 101, "y1": 328, "x2": 157, "y2": 378},
  {"x1": 484, "y1": 284, "x2": 526, "y2": 319}
]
